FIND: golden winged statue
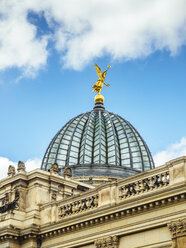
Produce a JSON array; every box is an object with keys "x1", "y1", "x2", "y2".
[{"x1": 92, "y1": 64, "x2": 111, "y2": 95}]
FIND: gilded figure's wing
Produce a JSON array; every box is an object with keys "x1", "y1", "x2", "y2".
[
  {"x1": 102, "y1": 70, "x2": 107, "y2": 80},
  {"x1": 102, "y1": 65, "x2": 111, "y2": 79},
  {"x1": 95, "y1": 64, "x2": 102, "y2": 78}
]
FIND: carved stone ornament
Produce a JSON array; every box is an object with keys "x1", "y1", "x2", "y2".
[
  {"x1": 51, "y1": 192, "x2": 57, "y2": 201},
  {"x1": 50, "y1": 163, "x2": 59, "y2": 174},
  {"x1": 0, "y1": 190, "x2": 19, "y2": 214},
  {"x1": 63, "y1": 167, "x2": 72, "y2": 178},
  {"x1": 17, "y1": 161, "x2": 26, "y2": 173},
  {"x1": 168, "y1": 218, "x2": 186, "y2": 238},
  {"x1": 94, "y1": 235, "x2": 119, "y2": 248},
  {"x1": 8, "y1": 165, "x2": 16, "y2": 177}
]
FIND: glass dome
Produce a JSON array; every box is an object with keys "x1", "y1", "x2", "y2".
[{"x1": 41, "y1": 102, "x2": 154, "y2": 178}]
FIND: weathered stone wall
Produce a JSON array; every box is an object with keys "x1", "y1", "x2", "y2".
[{"x1": 0, "y1": 157, "x2": 185, "y2": 248}]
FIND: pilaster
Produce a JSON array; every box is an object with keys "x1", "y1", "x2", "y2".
[{"x1": 168, "y1": 218, "x2": 186, "y2": 248}]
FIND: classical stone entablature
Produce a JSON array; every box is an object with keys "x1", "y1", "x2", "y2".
[{"x1": 0, "y1": 156, "x2": 185, "y2": 248}]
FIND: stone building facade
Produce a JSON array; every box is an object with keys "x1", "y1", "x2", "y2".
[
  {"x1": 0, "y1": 156, "x2": 185, "y2": 248},
  {"x1": 0, "y1": 99, "x2": 185, "y2": 248}
]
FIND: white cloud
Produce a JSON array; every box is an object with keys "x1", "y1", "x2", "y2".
[
  {"x1": 0, "y1": 157, "x2": 16, "y2": 180},
  {"x1": 0, "y1": 156, "x2": 41, "y2": 180},
  {"x1": 24, "y1": 158, "x2": 42, "y2": 172},
  {"x1": 0, "y1": 0, "x2": 49, "y2": 77},
  {"x1": 153, "y1": 137, "x2": 186, "y2": 166},
  {"x1": 0, "y1": 0, "x2": 186, "y2": 74}
]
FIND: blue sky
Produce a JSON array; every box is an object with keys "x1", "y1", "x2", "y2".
[{"x1": 0, "y1": 0, "x2": 186, "y2": 178}]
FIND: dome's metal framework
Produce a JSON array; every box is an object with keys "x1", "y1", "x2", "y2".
[{"x1": 41, "y1": 103, "x2": 154, "y2": 178}]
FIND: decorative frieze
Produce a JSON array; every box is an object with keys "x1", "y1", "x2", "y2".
[
  {"x1": 95, "y1": 235, "x2": 119, "y2": 248},
  {"x1": 168, "y1": 218, "x2": 186, "y2": 238}
]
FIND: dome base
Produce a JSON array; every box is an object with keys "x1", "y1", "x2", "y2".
[{"x1": 61, "y1": 164, "x2": 140, "y2": 179}]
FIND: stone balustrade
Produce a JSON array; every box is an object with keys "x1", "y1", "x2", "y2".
[
  {"x1": 58, "y1": 167, "x2": 170, "y2": 218},
  {"x1": 118, "y1": 168, "x2": 169, "y2": 200},
  {"x1": 58, "y1": 193, "x2": 99, "y2": 218},
  {"x1": 58, "y1": 157, "x2": 186, "y2": 219}
]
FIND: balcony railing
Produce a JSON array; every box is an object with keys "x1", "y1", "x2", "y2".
[
  {"x1": 57, "y1": 157, "x2": 186, "y2": 219},
  {"x1": 118, "y1": 169, "x2": 169, "y2": 200},
  {"x1": 58, "y1": 192, "x2": 99, "y2": 218}
]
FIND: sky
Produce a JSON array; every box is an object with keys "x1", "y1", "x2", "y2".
[{"x1": 0, "y1": 0, "x2": 186, "y2": 179}]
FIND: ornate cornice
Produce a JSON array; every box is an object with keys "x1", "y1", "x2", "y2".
[{"x1": 95, "y1": 235, "x2": 119, "y2": 248}]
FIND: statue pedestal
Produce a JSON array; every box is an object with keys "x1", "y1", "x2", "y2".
[{"x1": 95, "y1": 94, "x2": 104, "y2": 103}]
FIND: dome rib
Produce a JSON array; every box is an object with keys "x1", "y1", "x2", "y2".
[
  {"x1": 93, "y1": 111, "x2": 100, "y2": 164},
  {"x1": 43, "y1": 131, "x2": 60, "y2": 167},
  {"x1": 124, "y1": 118, "x2": 145, "y2": 171},
  {"x1": 66, "y1": 113, "x2": 88, "y2": 166},
  {"x1": 112, "y1": 115, "x2": 122, "y2": 166},
  {"x1": 80, "y1": 111, "x2": 94, "y2": 165},
  {"x1": 54, "y1": 115, "x2": 81, "y2": 166},
  {"x1": 115, "y1": 114, "x2": 133, "y2": 167},
  {"x1": 103, "y1": 112, "x2": 108, "y2": 165},
  {"x1": 129, "y1": 122, "x2": 155, "y2": 170},
  {"x1": 106, "y1": 111, "x2": 119, "y2": 166},
  {"x1": 112, "y1": 123, "x2": 121, "y2": 166},
  {"x1": 43, "y1": 119, "x2": 71, "y2": 168},
  {"x1": 91, "y1": 112, "x2": 96, "y2": 164},
  {"x1": 78, "y1": 113, "x2": 90, "y2": 165},
  {"x1": 98, "y1": 110, "x2": 102, "y2": 164}
]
